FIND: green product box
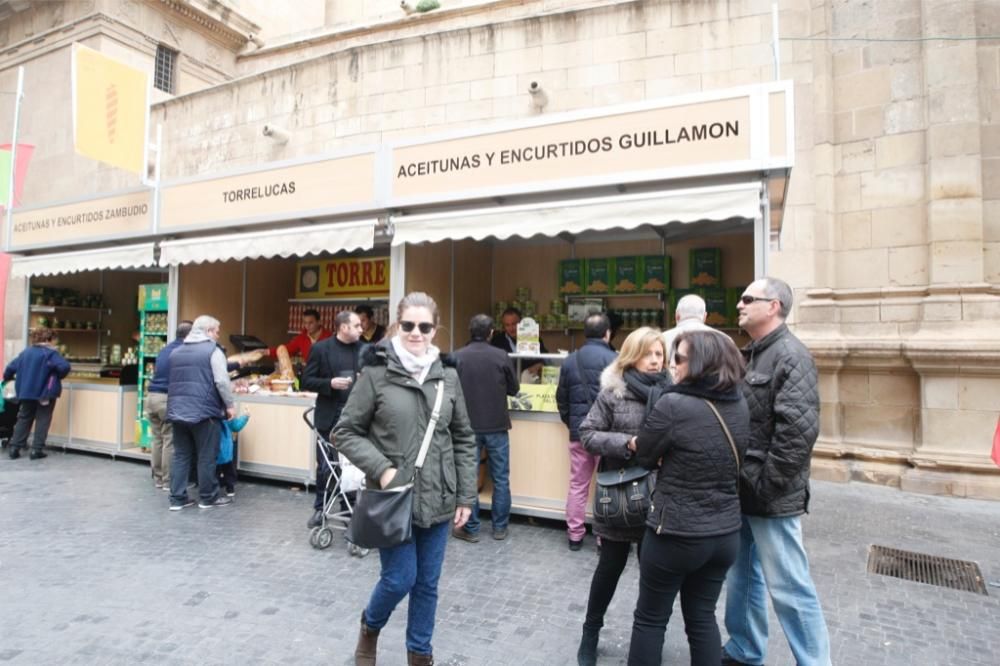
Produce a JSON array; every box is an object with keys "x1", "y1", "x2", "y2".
[
  {"x1": 669, "y1": 288, "x2": 699, "y2": 316},
  {"x1": 559, "y1": 259, "x2": 586, "y2": 296},
  {"x1": 702, "y1": 287, "x2": 730, "y2": 327},
  {"x1": 726, "y1": 288, "x2": 743, "y2": 327},
  {"x1": 639, "y1": 255, "x2": 671, "y2": 293},
  {"x1": 689, "y1": 248, "x2": 722, "y2": 287},
  {"x1": 613, "y1": 256, "x2": 640, "y2": 294},
  {"x1": 541, "y1": 366, "x2": 560, "y2": 385},
  {"x1": 585, "y1": 257, "x2": 613, "y2": 295},
  {"x1": 137, "y1": 283, "x2": 169, "y2": 312}
]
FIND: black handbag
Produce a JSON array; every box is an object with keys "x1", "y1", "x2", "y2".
[
  {"x1": 346, "y1": 380, "x2": 444, "y2": 550},
  {"x1": 593, "y1": 463, "x2": 655, "y2": 530}
]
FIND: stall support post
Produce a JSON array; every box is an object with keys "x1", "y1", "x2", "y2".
[
  {"x1": 167, "y1": 264, "x2": 179, "y2": 341},
  {"x1": 389, "y1": 244, "x2": 406, "y2": 313},
  {"x1": 755, "y1": 182, "x2": 770, "y2": 279},
  {"x1": 4, "y1": 65, "x2": 24, "y2": 252}
]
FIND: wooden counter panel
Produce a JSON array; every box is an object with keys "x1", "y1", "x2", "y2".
[
  {"x1": 235, "y1": 400, "x2": 312, "y2": 469},
  {"x1": 69, "y1": 389, "x2": 122, "y2": 443},
  {"x1": 120, "y1": 392, "x2": 137, "y2": 445},
  {"x1": 50, "y1": 395, "x2": 70, "y2": 437}
]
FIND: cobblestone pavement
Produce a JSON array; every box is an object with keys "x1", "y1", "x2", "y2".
[{"x1": 1, "y1": 449, "x2": 999, "y2": 665}]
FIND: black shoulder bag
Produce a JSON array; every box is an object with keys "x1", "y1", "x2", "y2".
[{"x1": 346, "y1": 380, "x2": 444, "y2": 549}]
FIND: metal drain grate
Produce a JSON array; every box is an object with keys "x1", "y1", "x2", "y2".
[{"x1": 868, "y1": 545, "x2": 988, "y2": 595}]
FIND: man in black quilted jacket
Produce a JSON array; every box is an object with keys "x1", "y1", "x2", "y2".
[{"x1": 722, "y1": 277, "x2": 831, "y2": 666}]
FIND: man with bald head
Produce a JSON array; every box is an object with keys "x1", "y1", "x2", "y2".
[
  {"x1": 661, "y1": 293, "x2": 714, "y2": 362},
  {"x1": 722, "y1": 277, "x2": 830, "y2": 666}
]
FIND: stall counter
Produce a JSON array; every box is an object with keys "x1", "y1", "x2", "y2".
[
  {"x1": 233, "y1": 392, "x2": 317, "y2": 485},
  {"x1": 50, "y1": 379, "x2": 138, "y2": 456},
  {"x1": 477, "y1": 410, "x2": 593, "y2": 522}
]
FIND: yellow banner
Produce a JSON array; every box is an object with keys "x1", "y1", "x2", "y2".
[
  {"x1": 508, "y1": 384, "x2": 559, "y2": 413},
  {"x1": 73, "y1": 44, "x2": 148, "y2": 174},
  {"x1": 296, "y1": 257, "x2": 390, "y2": 299}
]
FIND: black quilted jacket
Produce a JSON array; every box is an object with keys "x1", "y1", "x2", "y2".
[
  {"x1": 740, "y1": 324, "x2": 820, "y2": 517},
  {"x1": 634, "y1": 381, "x2": 749, "y2": 538}
]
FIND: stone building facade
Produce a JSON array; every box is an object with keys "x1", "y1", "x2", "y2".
[{"x1": 2, "y1": 0, "x2": 999, "y2": 498}]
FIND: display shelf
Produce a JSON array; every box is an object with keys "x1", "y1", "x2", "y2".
[
  {"x1": 563, "y1": 293, "x2": 665, "y2": 300},
  {"x1": 135, "y1": 283, "x2": 169, "y2": 450},
  {"x1": 288, "y1": 296, "x2": 389, "y2": 303},
  {"x1": 29, "y1": 305, "x2": 111, "y2": 314},
  {"x1": 29, "y1": 327, "x2": 107, "y2": 333}
]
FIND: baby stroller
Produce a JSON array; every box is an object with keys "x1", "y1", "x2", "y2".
[
  {"x1": 0, "y1": 392, "x2": 18, "y2": 449},
  {"x1": 303, "y1": 407, "x2": 368, "y2": 556}
]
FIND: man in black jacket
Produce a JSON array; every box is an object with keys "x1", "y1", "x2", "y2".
[
  {"x1": 302, "y1": 310, "x2": 364, "y2": 528},
  {"x1": 722, "y1": 277, "x2": 831, "y2": 666},
  {"x1": 452, "y1": 314, "x2": 519, "y2": 542},
  {"x1": 555, "y1": 313, "x2": 617, "y2": 551}
]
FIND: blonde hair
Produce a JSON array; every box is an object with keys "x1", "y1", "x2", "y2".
[{"x1": 612, "y1": 327, "x2": 665, "y2": 373}]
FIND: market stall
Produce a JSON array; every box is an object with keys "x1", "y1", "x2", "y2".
[{"x1": 384, "y1": 83, "x2": 792, "y2": 519}]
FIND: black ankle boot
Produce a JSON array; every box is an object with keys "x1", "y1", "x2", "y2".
[{"x1": 577, "y1": 624, "x2": 599, "y2": 666}]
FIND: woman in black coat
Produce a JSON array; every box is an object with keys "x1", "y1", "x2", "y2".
[
  {"x1": 577, "y1": 327, "x2": 669, "y2": 666},
  {"x1": 626, "y1": 330, "x2": 750, "y2": 666}
]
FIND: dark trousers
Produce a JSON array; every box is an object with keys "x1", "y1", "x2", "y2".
[
  {"x1": 628, "y1": 529, "x2": 739, "y2": 666},
  {"x1": 169, "y1": 419, "x2": 221, "y2": 505},
  {"x1": 10, "y1": 399, "x2": 55, "y2": 452},
  {"x1": 216, "y1": 439, "x2": 238, "y2": 491},
  {"x1": 585, "y1": 537, "x2": 642, "y2": 630}
]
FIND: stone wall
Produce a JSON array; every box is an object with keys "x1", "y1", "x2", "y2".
[{"x1": 1, "y1": 0, "x2": 998, "y2": 497}]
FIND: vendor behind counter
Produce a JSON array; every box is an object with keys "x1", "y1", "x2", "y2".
[{"x1": 267, "y1": 308, "x2": 331, "y2": 365}]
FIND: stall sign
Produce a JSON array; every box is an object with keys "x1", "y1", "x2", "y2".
[
  {"x1": 296, "y1": 257, "x2": 390, "y2": 299},
  {"x1": 508, "y1": 385, "x2": 559, "y2": 413},
  {"x1": 388, "y1": 84, "x2": 790, "y2": 204},
  {"x1": 160, "y1": 152, "x2": 377, "y2": 232},
  {"x1": 10, "y1": 190, "x2": 153, "y2": 250}
]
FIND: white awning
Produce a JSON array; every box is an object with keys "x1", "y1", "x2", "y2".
[
  {"x1": 10, "y1": 242, "x2": 157, "y2": 278},
  {"x1": 158, "y1": 219, "x2": 376, "y2": 266},
  {"x1": 390, "y1": 183, "x2": 761, "y2": 246}
]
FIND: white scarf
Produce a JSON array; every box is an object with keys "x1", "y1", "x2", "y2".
[{"x1": 391, "y1": 335, "x2": 440, "y2": 384}]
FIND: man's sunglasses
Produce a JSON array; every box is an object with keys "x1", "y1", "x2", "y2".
[
  {"x1": 400, "y1": 321, "x2": 435, "y2": 334},
  {"x1": 739, "y1": 295, "x2": 777, "y2": 306}
]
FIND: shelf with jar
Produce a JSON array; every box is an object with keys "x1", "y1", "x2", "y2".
[
  {"x1": 287, "y1": 300, "x2": 389, "y2": 334},
  {"x1": 135, "y1": 284, "x2": 169, "y2": 449}
]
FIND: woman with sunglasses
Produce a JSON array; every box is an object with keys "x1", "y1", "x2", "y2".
[
  {"x1": 576, "y1": 327, "x2": 670, "y2": 666},
  {"x1": 335, "y1": 292, "x2": 477, "y2": 666},
  {"x1": 626, "y1": 330, "x2": 749, "y2": 666}
]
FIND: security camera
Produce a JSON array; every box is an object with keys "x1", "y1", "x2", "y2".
[
  {"x1": 527, "y1": 81, "x2": 548, "y2": 110},
  {"x1": 248, "y1": 34, "x2": 265, "y2": 49},
  {"x1": 262, "y1": 125, "x2": 290, "y2": 144},
  {"x1": 400, "y1": 1, "x2": 416, "y2": 14}
]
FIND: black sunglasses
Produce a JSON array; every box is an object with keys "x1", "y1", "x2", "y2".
[
  {"x1": 400, "y1": 320, "x2": 435, "y2": 334},
  {"x1": 739, "y1": 295, "x2": 776, "y2": 306}
]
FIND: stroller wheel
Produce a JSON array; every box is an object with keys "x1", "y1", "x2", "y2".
[
  {"x1": 316, "y1": 527, "x2": 334, "y2": 549},
  {"x1": 309, "y1": 526, "x2": 322, "y2": 548}
]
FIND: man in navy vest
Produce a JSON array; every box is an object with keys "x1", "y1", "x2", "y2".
[{"x1": 166, "y1": 315, "x2": 236, "y2": 510}]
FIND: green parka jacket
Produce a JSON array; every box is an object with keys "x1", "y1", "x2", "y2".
[{"x1": 333, "y1": 343, "x2": 478, "y2": 528}]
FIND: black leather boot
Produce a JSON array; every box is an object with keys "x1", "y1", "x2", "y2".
[{"x1": 577, "y1": 624, "x2": 599, "y2": 666}]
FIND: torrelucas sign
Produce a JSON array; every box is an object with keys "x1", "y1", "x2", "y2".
[{"x1": 160, "y1": 152, "x2": 377, "y2": 232}]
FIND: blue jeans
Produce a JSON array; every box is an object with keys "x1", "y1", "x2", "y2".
[
  {"x1": 364, "y1": 521, "x2": 450, "y2": 655},
  {"x1": 723, "y1": 515, "x2": 831, "y2": 666},
  {"x1": 464, "y1": 432, "x2": 511, "y2": 534}
]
